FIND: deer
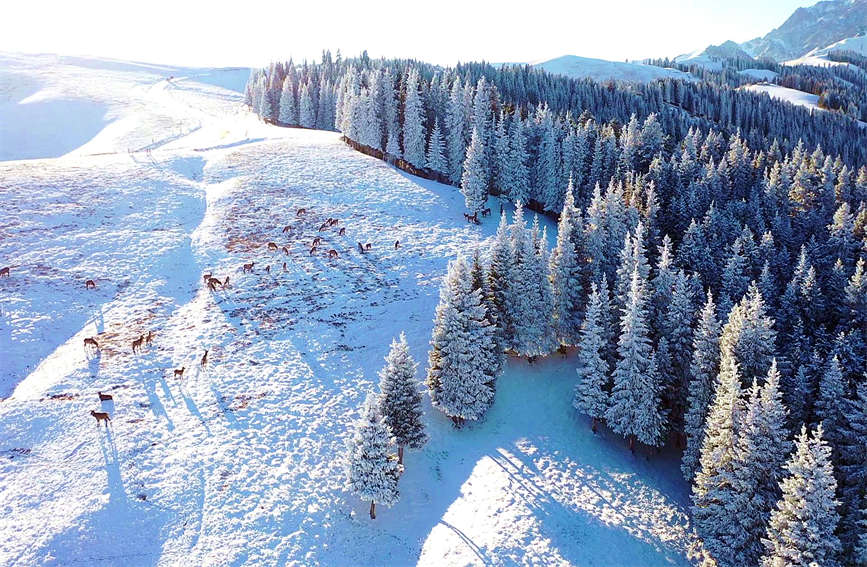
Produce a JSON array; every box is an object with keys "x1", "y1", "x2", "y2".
[
  {"x1": 0, "y1": 266, "x2": 9, "y2": 278},
  {"x1": 282, "y1": 246, "x2": 289, "y2": 255},
  {"x1": 481, "y1": 207, "x2": 492, "y2": 217},
  {"x1": 203, "y1": 273, "x2": 212, "y2": 284},
  {"x1": 91, "y1": 410, "x2": 111, "y2": 427},
  {"x1": 265, "y1": 265, "x2": 271, "y2": 273},
  {"x1": 318, "y1": 222, "x2": 329, "y2": 232},
  {"x1": 358, "y1": 242, "x2": 365, "y2": 254},
  {"x1": 282, "y1": 262, "x2": 287, "y2": 272},
  {"x1": 173, "y1": 367, "x2": 185, "y2": 379},
  {"x1": 328, "y1": 249, "x2": 339, "y2": 259},
  {"x1": 309, "y1": 246, "x2": 317, "y2": 256},
  {"x1": 85, "y1": 279, "x2": 97, "y2": 289},
  {"x1": 145, "y1": 330, "x2": 154, "y2": 345},
  {"x1": 338, "y1": 227, "x2": 346, "y2": 236},
  {"x1": 98, "y1": 391, "x2": 113, "y2": 402},
  {"x1": 84, "y1": 337, "x2": 99, "y2": 350},
  {"x1": 312, "y1": 236, "x2": 322, "y2": 247},
  {"x1": 132, "y1": 334, "x2": 145, "y2": 354},
  {"x1": 282, "y1": 225, "x2": 292, "y2": 233},
  {"x1": 394, "y1": 240, "x2": 400, "y2": 249},
  {"x1": 267, "y1": 242, "x2": 278, "y2": 251},
  {"x1": 200, "y1": 349, "x2": 208, "y2": 369},
  {"x1": 242, "y1": 262, "x2": 255, "y2": 273},
  {"x1": 330, "y1": 218, "x2": 339, "y2": 226},
  {"x1": 365, "y1": 243, "x2": 372, "y2": 251},
  {"x1": 296, "y1": 208, "x2": 306, "y2": 216},
  {"x1": 207, "y1": 277, "x2": 223, "y2": 291},
  {"x1": 223, "y1": 276, "x2": 230, "y2": 288}
]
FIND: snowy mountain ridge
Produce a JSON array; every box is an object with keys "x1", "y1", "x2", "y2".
[{"x1": 532, "y1": 54, "x2": 690, "y2": 83}]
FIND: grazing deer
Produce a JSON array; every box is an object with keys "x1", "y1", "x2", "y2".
[
  {"x1": 145, "y1": 330, "x2": 154, "y2": 345},
  {"x1": 463, "y1": 212, "x2": 470, "y2": 222},
  {"x1": 338, "y1": 227, "x2": 346, "y2": 236},
  {"x1": 282, "y1": 262, "x2": 287, "y2": 272},
  {"x1": 469, "y1": 213, "x2": 479, "y2": 224},
  {"x1": 296, "y1": 208, "x2": 306, "y2": 216},
  {"x1": 481, "y1": 207, "x2": 492, "y2": 217},
  {"x1": 203, "y1": 273, "x2": 212, "y2": 283},
  {"x1": 200, "y1": 349, "x2": 208, "y2": 369},
  {"x1": 394, "y1": 240, "x2": 400, "y2": 249},
  {"x1": 312, "y1": 237, "x2": 322, "y2": 247},
  {"x1": 282, "y1": 246, "x2": 289, "y2": 255},
  {"x1": 309, "y1": 246, "x2": 317, "y2": 255},
  {"x1": 85, "y1": 279, "x2": 97, "y2": 289},
  {"x1": 98, "y1": 391, "x2": 113, "y2": 402},
  {"x1": 0, "y1": 266, "x2": 10, "y2": 278},
  {"x1": 365, "y1": 243, "x2": 372, "y2": 251},
  {"x1": 84, "y1": 337, "x2": 99, "y2": 350},
  {"x1": 330, "y1": 218, "x2": 339, "y2": 226},
  {"x1": 328, "y1": 249, "x2": 339, "y2": 259},
  {"x1": 132, "y1": 334, "x2": 145, "y2": 354},
  {"x1": 282, "y1": 225, "x2": 291, "y2": 233},
  {"x1": 267, "y1": 242, "x2": 278, "y2": 251},
  {"x1": 207, "y1": 278, "x2": 220, "y2": 291},
  {"x1": 173, "y1": 367, "x2": 185, "y2": 379},
  {"x1": 242, "y1": 262, "x2": 255, "y2": 273},
  {"x1": 358, "y1": 242, "x2": 365, "y2": 254},
  {"x1": 91, "y1": 410, "x2": 111, "y2": 427},
  {"x1": 265, "y1": 265, "x2": 271, "y2": 273},
  {"x1": 318, "y1": 223, "x2": 329, "y2": 232}
]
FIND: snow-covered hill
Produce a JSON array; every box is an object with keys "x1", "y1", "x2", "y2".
[
  {"x1": 0, "y1": 53, "x2": 698, "y2": 566},
  {"x1": 741, "y1": 83, "x2": 824, "y2": 113},
  {"x1": 533, "y1": 55, "x2": 691, "y2": 83},
  {"x1": 675, "y1": 41, "x2": 756, "y2": 71},
  {"x1": 741, "y1": 0, "x2": 867, "y2": 61}
]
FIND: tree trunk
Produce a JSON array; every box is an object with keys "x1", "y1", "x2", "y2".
[
  {"x1": 591, "y1": 417, "x2": 598, "y2": 434},
  {"x1": 628, "y1": 436, "x2": 635, "y2": 453},
  {"x1": 369, "y1": 500, "x2": 376, "y2": 520},
  {"x1": 398, "y1": 446, "x2": 404, "y2": 465}
]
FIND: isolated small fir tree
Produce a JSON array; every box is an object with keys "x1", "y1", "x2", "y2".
[{"x1": 378, "y1": 332, "x2": 427, "y2": 465}]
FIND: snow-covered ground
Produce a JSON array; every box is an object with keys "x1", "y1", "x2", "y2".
[
  {"x1": 783, "y1": 35, "x2": 867, "y2": 73},
  {"x1": 739, "y1": 68, "x2": 779, "y2": 82},
  {"x1": 534, "y1": 55, "x2": 691, "y2": 84},
  {"x1": 741, "y1": 83, "x2": 823, "y2": 113},
  {"x1": 0, "y1": 53, "x2": 698, "y2": 566}
]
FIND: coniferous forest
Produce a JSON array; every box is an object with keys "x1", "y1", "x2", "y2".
[{"x1": 247, "y1": 51, "x2": 867, "y2": 566}]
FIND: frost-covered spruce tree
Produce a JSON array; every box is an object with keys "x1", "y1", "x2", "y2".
[
  {"x1": 573, "y1": 283, "x2": 610, "y2": 432},
  {"x1": 378, "y1": 333, "x2": 427, "y2": 466},
  {"x1": 402, "y1": 68, "x2": 426, "y2": 168},
  {"x1": 299, "y1": 81, "x2": 316, "y2": 128},
  {"x1": 606, "y1": 267, "x2": 666, "y2": 450},
  {"x1": 487, "y1": 211, "x2": 513, "y2": 345},
  {"x1": 549, "y1": 178, "x2": 585, "y2": 345},
  {"x1": 692, "y1": 356, "x2": 744, "y2": 567},
  {"x1": 682, "y1": 291, "x2": 722, "y2": 482},
  {"x1": 511, "y1": 217, "x2": 556, "y2": 358},
  {"x1": 426, "y1": 256, "x2": 497, "y2": 426},
  {"x1": 729, "y1": 361, "x2": 791, "y2": 566},
  {"x1": 839, "y1": 381, "x2": 867, "y2": 563},
  {"x1": 461, "y1": 126, "x2": 488, "y2": 213},
  {"x1": 445, "y1": 79, "x2": 467, "y2": 184},
  {"x1": 761, "y1": 425, "x2": 842, "y2": 567},
  {"x1": 720, "y1": 283, "x2": 776, "y2": 386},
  {"x1": 816, "y1": 355, "x2": 846, "y2": 447},
  {"x1": 279, "y1": 76, "x2": 298, "y2": 125},
  {"x1": 346, "y1": 393, "x2": 401, "y2": 520},
  {"x1": 426, "y1": 118, "x2": 447, "y2": 174},
  {"x1": 507, "y1": 115, "x2": 530, "y2": 205}
]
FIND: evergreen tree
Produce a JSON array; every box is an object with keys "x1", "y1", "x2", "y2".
[
  {"x1": 426, "y1": 118, "x2": 447, "y2": 174},
  {"x1": 402, "y1": 68, "x2": 426, "y2": 168},
  {"x1": 549, "y1": 179, "x2": 585, "y2": 345},
  {"x1": 346, "y1": 393, "x2": 401, "y2": 520},
  {"x1": 507, "y1": 115, "x2": 531, "y2": 204},
  {"x1": 279, "y1": 76, "x2": 298, "y2": 125},
  {"x1": 761, "y1": 425, "x2": 842, "y2": 567},
  {"x1": 426, "y1": 257, "x2": 497, "y2": 425},
  {"x1": 461, "y1": 126, "x2": 489, "y2": 213},
  {"x1": 378, "y1": 333, "x2": 427, "y2": 465},
  {"x1": 299, "y1": 81, "x2": 316, "y2": 128},
  {"x1": 573, "y1": 283, "x2": 610, "y2": 432}
]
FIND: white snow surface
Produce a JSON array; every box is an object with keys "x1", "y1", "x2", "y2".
[
  {"x1": 741, "y1": 83, "x2": 823, "y2": 112},
  {"x1": 739, "y1": 69, "x2": 779, "y2": 81},
  {"x1": 0, "y1": 52, "x2": 698, "y2": 566},
  {"x1": 534, "y1": 55, "x2": 691, "y2": 83}
]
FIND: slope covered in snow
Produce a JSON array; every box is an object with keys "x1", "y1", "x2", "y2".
[
  {"x1": 741, "y1": 83, "x2": 823, "y2": 112},
  {"x1": 675, "y1": 41, "x2": 756, "y2": 71},
  {"x1": 534, "y1": 55, "x2": 691, "y2": 83},
  {"x1": 0, "y1": 53, "x2": 698, "y2": 566}
]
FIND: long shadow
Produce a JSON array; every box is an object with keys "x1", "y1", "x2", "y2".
[
  {"x1": 143, "y1": 378, "x2": 174, "y2": 431},
  {"x1": 179, "y1": 383, "x2": 211, "y2": 435}
]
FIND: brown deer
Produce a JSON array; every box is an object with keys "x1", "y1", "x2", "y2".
[
  {"x1": 312, "y1": 237, "x2": 322, "y2": 247},
  {"x1": 330, "y1": 218, "x2": 339, "y2": 226},
  {"x1": 282, "y1": 225, "x2": 292, "y2": 233},
  {"x1": 265, "y1": 265, "x2": 271, "y2": 273},
  {"x1": 365, "y1": 243, "x2": 372, "y2": 251},
  {"x1": 358, "y1": 242, "x2": 365, "y2": 254},
  {"x1": 98, "y1": 391, "x2": 113, "y2": 402},
  {"x1": 338, "y1": 227, "x2": 346, "y2": 236},
  {"x1": 296, "y1": 208, "x2": 306, "y2": 216},
  {"x1": 0, "y1": 266, "x2": 10, "y2": 278},
  {"x1": 85, "y1": 279, "x2": 97, "y2": 289},
  {"x1": 242, "y1": 262, "x2": 255, "y2": 273},
  {"x1": 394, "y1": 240, "x2": 400, "y2": 249},
  {"x1": 328, "y1": 249, "x2": 339, "y2": 259},
  {"x1": 84, "y1": 337, "x2": 99, "y2": 350},
  {"x1": 282, "y1": 262, "x2": 287, "y2": 271},
  {"x1": 267, "y1": 242, "x2": 278, "y2": 251},
  {"x1": 200, "y1": 349, "x2": 208, "y2": 369},
  {"x1": 145, "y1": 330, "x2": 154, "y2": 345},
  {"x1": 481, "y1": 207, "x2": 492, "y2": 217},
  {"x1": 223, "y1": 276, "x2": 230, "y2": 287},
  {"x1": 282, "y1": 246, "x2": 289, "y2": 255},
  {"x1": 91, "y1": 410, "x2": 111, "y2": 427},
  {"x1": 318, "y1": 222, "x2": 329, "y2": 232},
  {"x1": 132, "y1": 334, "x2": 145, "y2": 354},
  {"x1": 173, "y1": 367, "x2": 185, "y2": 379},
  {"x1": 207, "y1": 277, "x2": 223, "y2": 291},
  {"x1": 203, "y1": 273, "x2": 212, "y2": 283}
]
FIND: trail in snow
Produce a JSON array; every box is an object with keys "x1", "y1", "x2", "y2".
[{"x1": 0, "y1": 53, "x2": 698, "y2": 566}]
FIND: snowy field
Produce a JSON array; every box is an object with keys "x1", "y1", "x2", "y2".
[
  {"x1": 0, "y1": 53, "x2": 697, "y2": 566},
  {"x1": 741, "y1": 83, "x2": 823, "y2": 113},
  {"x1": 533, "y1": 55, "x2": 691, "y2": 84}
]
